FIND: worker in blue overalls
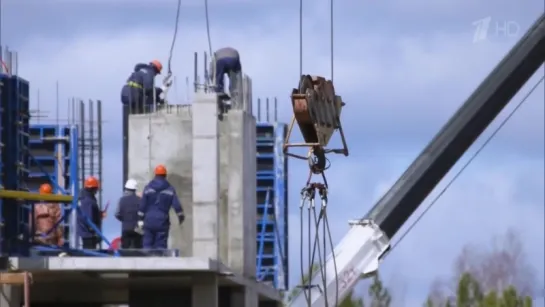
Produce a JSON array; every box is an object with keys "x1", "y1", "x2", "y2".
[
  {"x1": 121, "y1": 60, "x2": 164, "y2": 114},
  {"x1": 137, "y1": 165, "x2": 185, "y2": 249},
  {"x1": 77, "y1": 176, "x2": 106, "y2": 249},
  {"x1": 120, "y1": 60, "x2": 165, "y2": 189},
  {"x1": 210, "y1": 47, "x2": 242, "y2": 103}
]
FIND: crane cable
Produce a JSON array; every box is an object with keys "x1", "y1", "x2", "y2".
[
  {"x1": 204, "y1": 0, "x2": 213, "y2": 57},
  {"x1": 297, "y1": 0, "x2": 339, "y2": 306},
  {"x1": 390, "y1": 75, "x2": 544, "y2": 253},
  {"x1": 165, "y1": 0, "x2": 182, "y2": 84},
  {"x1": 204, "y1": 0, "x2": 213, "y2": 88}
]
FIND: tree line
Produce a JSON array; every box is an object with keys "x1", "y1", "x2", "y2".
[{"x1": 287, "y1": 230, "x2": 537, "y2": 307}]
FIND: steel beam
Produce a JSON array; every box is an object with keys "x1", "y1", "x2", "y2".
[{"x1": 0, "y1": 189, "x2": 73, "y2": 202}]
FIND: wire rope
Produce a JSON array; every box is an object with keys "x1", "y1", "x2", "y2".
[
  {"x1": 299, "y1": 194, "x2": 310, "y2": 304},
  {"x1": 204, "y1": 0, "x2": 213, "y2": 60},
  {"x1": 167, "y1": 0, "x2": 182, "y2": 77},
  {"x1": 295, "y1": 0, "x2": 339, "y2": 305},
  {"x1": 330, "y1": 0, "x2": 334, "y2": 82},
  {"x1": 390, "y1": 75, "x2": 545, "y2": 253},
  {"x1": 299, "y1": 0, "x2": 303, "y2": 78}
]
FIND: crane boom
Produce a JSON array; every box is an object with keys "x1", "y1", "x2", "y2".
[{"x1": 289, "y1": 13, "x2": 545, "y2": 307}]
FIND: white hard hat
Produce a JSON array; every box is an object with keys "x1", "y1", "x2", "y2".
[{"x1": 124, "y1": 179, "x2": 138, "y2": 190}]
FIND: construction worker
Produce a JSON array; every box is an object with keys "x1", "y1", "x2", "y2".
[
  {"x1": 137, "y1": 164, "x2": 185, "y2": 249},
  {"x1": 121, "y1": 60, "x2": 166, "y2": 190},
  {"x1": 120, "y1": 60, "x2": 165, "y2": 114},
  {"x1": 210, "y1": 47, "x2": 242, "y2": 101},
  {"x1": 115, "y1": 179, "x2": 143, "y2": 249},
  {"x1": 32, "y1": 183, "x2": 64, "y2": 246},
  {"x1": 77, "y1": 176, "x2": 106, "y2": 249}
]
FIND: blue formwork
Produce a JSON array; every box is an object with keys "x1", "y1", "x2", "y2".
[
  {"x1": 0, "y1": 74, "x2": 30, "y2": 255},
  {"x1": 25, "y1": 124, "x2": 73, "y2": 243},
  {"x1": 255, "y1": 122, "x2": 289, "y2": 290}
]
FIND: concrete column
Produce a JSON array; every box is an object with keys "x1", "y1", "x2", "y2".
[
  {"x1": 226, "y1": 110, "x2": 257, "y2": 276},
  {"x1": 0, "y1": 285, "x2": 21, "y2": 307},
  {"x1": 218, "y1": 119, "x2": 230, "y2": 264},
  {"x1": 192, "y1": 92, "x2": 220, "y2": 259},
  {"x1": 231, "y1": 287, "x2": 259, "y2": 307},
  {"x1": 192, "y1": 274, "x2": 219, "y2": 307}
]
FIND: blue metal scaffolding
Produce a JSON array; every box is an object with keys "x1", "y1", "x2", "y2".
[
  {"x1": 0, "y1": 65, "x2": 115, "y2": 257},
  {"x1": 255, "y1": 122, "x2": 289, "y2": 290},
  {"x1": 0, "y1": 70, "x2": 31, "y2": 255}
]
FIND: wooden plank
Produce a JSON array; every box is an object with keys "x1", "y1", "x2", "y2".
[{"x1": 0, "y1": 272, "x2": 29, "y2": 285}]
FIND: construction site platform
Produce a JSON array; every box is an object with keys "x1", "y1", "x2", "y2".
[{"x1": 3, "y1": 257, "x2": 283, "y2": 307}]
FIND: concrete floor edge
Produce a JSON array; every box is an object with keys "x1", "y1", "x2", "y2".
[{"x1": 1, "y1": 256, "x2": 282, "y2": 307}]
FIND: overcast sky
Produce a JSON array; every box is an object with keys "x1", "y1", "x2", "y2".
[{"x1": 2, "y1": 0, "x2": 544, "y2": 305}]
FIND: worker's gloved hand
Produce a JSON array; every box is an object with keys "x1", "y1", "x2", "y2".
[
  {"x1": 178, "y1": 214, "x2": 185, "y2": 225},
  {"x1": 135, "y1": 221, "x2": 144, "y2": 235},
  {"x1": 162, "y1": 74, "x2": 173, "y2": 88}
]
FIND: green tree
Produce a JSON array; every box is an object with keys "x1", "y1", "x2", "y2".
[
  {"x1": 425, "y1": 272, "x2": 534, "y2": 307},
  {"x1": 286, "y1": 264, "x2": 366, "y2": 306},
  {"x1": 338, "y1": 290, "x2": 365, "y2": 307},
  {"x1": 425, "y1": 230, "x2": 536, "y2": 306},
  {"x1": 368, "y1": 274, "x2": 392, "y2": 307}
]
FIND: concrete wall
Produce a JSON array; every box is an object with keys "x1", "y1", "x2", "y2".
[
  {"x1": 128, "y1": 98, "x2": 256, "y2": 278},
  {"x1": 127, "y1": 105, "x2": 193, "y2": 256}
]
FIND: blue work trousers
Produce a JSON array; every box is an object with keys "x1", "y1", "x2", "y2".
[
  {"x1": 215, "y1": 57, "x2": 241, "y2": 95},
  {"x1": 143, "y1": 228, "x2": 168, "y2": 249}
]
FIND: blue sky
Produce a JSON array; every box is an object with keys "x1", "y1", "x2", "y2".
[{"x1": 3, "y1": 0, "x2": 544, "y2": 305}]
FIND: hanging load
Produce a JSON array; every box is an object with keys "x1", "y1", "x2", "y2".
[{"x1": 284, "y1": 75, "x2": 349, "y2": 174}]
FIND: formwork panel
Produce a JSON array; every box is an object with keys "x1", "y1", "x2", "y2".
[
  {"x1": 25, "y1": 124, "x2": 73, "y2": 243},
  {"x1": 0, "y1": 75, "x2": 30, "y2": 255},
  {"x1": 255, "y1": 122, "x2": 288, "y2": 290}
]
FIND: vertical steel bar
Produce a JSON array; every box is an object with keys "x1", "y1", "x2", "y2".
[
  {"x1": 89, "y1": 100, "x2": 95, "y2": 194},
  {"x1": 274, "y1": 97, "x2": 278, "y2": 122},
  {"x1": 97, "y1": 100, "x2": 103, "y2": 211},
  {"x1": 193, "y1": 52, "x2": 198, "y2": 93},
  {"x1": 69, "y1": 125, "x2": 79, "y2": 248},
  {"x1": 266, "y1": 98, "x2": 270, "y2": 122},
  {"x1": 257, "y1": 98, "x2": 261, "y2": 122},
  {"x1": 79, "y1": 100, "x2": 85, "y2": 189}
]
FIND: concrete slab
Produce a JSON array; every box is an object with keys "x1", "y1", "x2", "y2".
[{"x1": 8, "y1": 257, "x2": 282, "y2": 303}]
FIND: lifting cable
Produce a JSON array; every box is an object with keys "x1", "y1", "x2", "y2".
[
  {"x1": 390, "y1": 75, "x2": 544, "y2": 254},
  {"x1": 297, "y1": 0, "x2": 339, "y2": 306},
  {"x1": 166, "y1": 0, "x2": 182, "y2": 81},
  {"x1": 204, "y1": 0, "x2": 213, "y2": 66},
  {"x1": 148, "y1": 0, "x2": 182, "y2": 174}
]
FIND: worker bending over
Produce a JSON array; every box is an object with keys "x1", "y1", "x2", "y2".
[
  {"x1": 210, "y1": 47, "x2": 242, "y2": 101},
  {"x1": 115, "y1": 179, "x2": 143, "y2": 249},
  {"x1": 32, "y1": 183, "x2": 64, "y2": 246},
  {"x1": 137, "y1": 165, "x2": 185, "y2": 249},
  {"x1": 77, "y1": 176, "x2": 106, "y2": 249},
  {"x1": 121, "y1": 60, "x2": 165, "y2": 114}
]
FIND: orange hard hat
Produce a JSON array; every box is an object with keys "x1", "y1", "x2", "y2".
[
  {"x1": 154, "y1": 164, "x2": 167, "y2": 176},
  {"x1": 84, "y1": 176, "x2": 100, "y2": 188},
  {"x1": 39, "y1": 183, "x2": 53, "y2": 194},
  {"x1": 150, "y1": 60, "x2": 163, "y2": 74}
]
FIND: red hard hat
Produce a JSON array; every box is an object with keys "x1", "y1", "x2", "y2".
[
  {"x1": 84, "y1": 176, "x2": 100, "y2": 188},
  {"x1": 39, "y1": 183, "x2": 53, "y2": 194},
  {"x1": 154, "y1": 164, "x2": 167, "y2": 176},
  {"x1": 110, "y1": 237, "x2": 121, "y2": 250},
  {"x1": 150, "y1": 60, "x2": 163, "y2": 74}
]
